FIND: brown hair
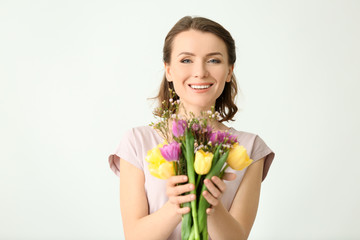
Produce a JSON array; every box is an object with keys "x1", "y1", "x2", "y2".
[{"x1": 156, "y1": 16, "x2": 238, "y2": 122}]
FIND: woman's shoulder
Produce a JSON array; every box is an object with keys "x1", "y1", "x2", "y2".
[
  {"x1": 228, "y1": 127, "x2": 258, "y2": 142},
  {"x1": 227, "y1": 127, "x2": 270, "y2": 157},
  {"x1": 124, "y1": 125, "x2": 153, "y2": 133},
  {"x1": 228, "y1": 127, "x2": 275, "y2": 180},
  {"x1": 109, "y1": 125, "x2": 163, "y2": 176},
  {"x1": 122, "y1": 125, "x2": 164, "y2": 145}
]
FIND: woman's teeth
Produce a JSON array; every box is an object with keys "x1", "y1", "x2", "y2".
[{"x1": 190, "y1": 85, "x2": 211, "y2": 89}]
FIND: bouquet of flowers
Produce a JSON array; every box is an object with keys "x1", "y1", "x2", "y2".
[{"x1": 146, "y1": 90, "x2": 253, "y2": 240}]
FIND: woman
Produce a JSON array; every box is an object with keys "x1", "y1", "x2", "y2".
[{"x1": 109, "y1": 16, "x2": 274, "y2": 240}]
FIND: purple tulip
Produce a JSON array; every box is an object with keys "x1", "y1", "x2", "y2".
[
  {"x1": 227, "y1": 134, "x2": 238, "y2": 144},
  {"x1": 210, "y1": 131, "x2": 238, "y2": 144},
  {"x1": 172, "y1": 119, "x2": 187, "y2": 138},
  {"x1": 209, "y1": 132, "x2": 216, "y2": 143},
  {"x1": 160, "y1": 141, "x2": 181, "y2": 161},
  {"x1": 210, "y1": 131, "x2": 225, "y2": 144}
]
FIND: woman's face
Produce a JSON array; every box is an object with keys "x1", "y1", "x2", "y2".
[{"x1": 165, "y1": 29, "x2": 233, "y2": 114}]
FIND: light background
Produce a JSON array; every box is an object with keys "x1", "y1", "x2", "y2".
[{"x1": 1, "y1": 0, "x2": 359, "y2": 239}]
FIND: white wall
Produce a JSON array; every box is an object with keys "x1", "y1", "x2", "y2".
[{"x1": 1, "y1": 0, "x2": 359, "y2": 239}]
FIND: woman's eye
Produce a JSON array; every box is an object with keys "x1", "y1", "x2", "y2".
[
  {"x1": 208, "y1": 59, "x2": 221, "y2": 64},
  {"x1": 180, "y1": 59, "x2": 192, "y2": 63}
]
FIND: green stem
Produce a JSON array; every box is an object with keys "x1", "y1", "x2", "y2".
[
  {"x1": 180, "y1": 150, "x2": 192, "y2": 240},
  {"x1": 202, "y1": 219, "x2": 208, "y2": 240},
  {"x1": 189, "y1": 226, "x2": 195, "y2": 240},
  {"x1": 181, "y1": 202, "x2": 192, "y2": 240},
  {"x1": 211, "y1": 144, "x2": 221, "y2": 166},
  {"x1": 185, "y1": 129, "x2": 200, "y2": 240},
  {"x1": 195, "y1": 174, "x2": 202, "y2": 189}
]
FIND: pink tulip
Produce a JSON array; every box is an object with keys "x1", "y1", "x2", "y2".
[
  {"x1": 172, "y1": 119, "x2": 187, "y2": 138},
  {"x1": 210, "y1": 131, "x2": 225, "y2": 143},
  {"x1": 160, "y1": 141, "x2": 181, "y2": 161},
  {"x1": 210, "y1": 131, "x2": 238, "y2": 144}
]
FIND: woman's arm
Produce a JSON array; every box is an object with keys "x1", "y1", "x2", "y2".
[
  {"x1": 206, "y1": 158, "x2": 265, "y2": 240},
  {"x1": 119, "y1": 158, "x2": 194, "y2": 240}
]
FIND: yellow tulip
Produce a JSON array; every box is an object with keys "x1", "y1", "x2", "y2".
[
  {"x1": 194, "y1": 150, "x2": 213, "y2": 175},
  {"x1": 145, "y1": 143, "x2": 164, "y2": 163},
  {"x1": 148, "y1": 161, "x2": 175, "y2": 179},
  {"x1": 146, "y1": 144, "x2": 175, "y2": 179},
  {"x1": 227, "y1": 143, "x2": 253, "y2": 170}
]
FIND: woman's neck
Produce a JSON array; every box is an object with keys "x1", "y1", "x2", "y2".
[
  {"x1": 177, "y1": 104, "x2": 229, "y2": 131},
  {"x1": 177, "y1": 103, "x2": 207, "y2": 119}
]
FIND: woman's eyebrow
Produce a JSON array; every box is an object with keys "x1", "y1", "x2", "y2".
[
  {"x1": 177, "y1": 52, "x2": 195, "y2": 57},
  {"x1": 206, "y1": 52, "x2": 223, "y2": 57},
  {"x1": 177, "y1": 52, "x2": 223, "y2": 57}
]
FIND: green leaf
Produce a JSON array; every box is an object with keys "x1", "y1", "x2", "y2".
[{"x1": 181, "y1": 202, "x2": 192, "y2": 240}]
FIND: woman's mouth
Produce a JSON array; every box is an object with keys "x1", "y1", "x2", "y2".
[{"x1": 189, "y1": 84, "x2": 213, "y2": 90}]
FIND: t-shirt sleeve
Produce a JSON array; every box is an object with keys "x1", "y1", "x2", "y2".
[
  {"x1": 250, "y1": 135, "x2": 275, "y2": 181},
  {"x1": 108, "y1": 128, "x2": 144, "y2": 177}
]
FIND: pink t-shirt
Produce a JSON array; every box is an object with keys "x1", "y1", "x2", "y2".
[{"x1": 108, "y1": 125, "x2": 274, "y2": 240}]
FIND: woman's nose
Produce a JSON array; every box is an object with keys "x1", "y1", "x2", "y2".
[{"x1": 193, "y1": 62, "x2": 209, "y2": 78}]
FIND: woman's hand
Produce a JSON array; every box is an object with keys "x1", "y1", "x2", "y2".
[
  {"x1": 202, "y1": 172, "x2": 236, "y2": 214},
  {"x1": 166, "y1": 175, "x2": 196, "y2": 215}
]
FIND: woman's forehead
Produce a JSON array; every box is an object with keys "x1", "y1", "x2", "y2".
[{"x1": 171, "y1": 30, "x2": 227, "y2": 57}]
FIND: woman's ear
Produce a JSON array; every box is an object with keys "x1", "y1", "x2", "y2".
[
  {"x1": 226, "y1": 65, "x2": 234, "y2": 82},
  {"x1": 165, "y1": 63, "x2": 172, "y2": 82}
]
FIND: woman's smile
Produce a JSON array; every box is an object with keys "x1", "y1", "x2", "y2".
[{"x1": 189, "y1": 83, "x2": 213, "y2": 91}]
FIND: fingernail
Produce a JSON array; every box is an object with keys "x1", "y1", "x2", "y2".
[
  {"x1": 190, "y1": 194, "x2": 195, "y2": 200},
  {"x1": 189, "y1": 184, "x2": 194, "y2": 190}
]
